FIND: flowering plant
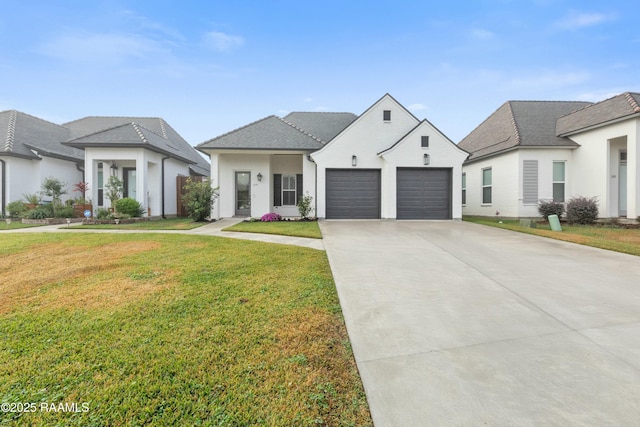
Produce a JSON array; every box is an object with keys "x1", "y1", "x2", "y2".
[{"x1": 261, "y1": 212, "x2": 282, "y2": 222}]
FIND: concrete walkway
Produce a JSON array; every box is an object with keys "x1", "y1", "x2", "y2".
[
  {"x1": 3, "y1": 218, "x2": 324, "y2": 250},
  {"x1": 320, "y1": 220, "x2": 640, "y2": 426}
]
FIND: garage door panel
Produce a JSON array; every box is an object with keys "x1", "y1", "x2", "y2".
[
  {"x1": 326, "y1": 169, "x2": 381, "y2": 219},
  {"x1": 397, "y1": 168, "x2": 451, "y2": 220}
]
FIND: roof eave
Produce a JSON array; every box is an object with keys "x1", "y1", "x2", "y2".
[
  {"x1": 463, "y1": 145, "x2": 579, "y2": 165},
  {"x1": 557, "y1": 112, "x2": 640, "y2": 137}
]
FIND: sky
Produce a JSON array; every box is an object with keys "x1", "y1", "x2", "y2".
[{"x1": 1, "y1": 1, "x2": 638, "y2": 147}]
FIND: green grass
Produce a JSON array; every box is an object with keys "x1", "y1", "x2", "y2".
[
  {"x1": 0, "y1": 220, "x2": 44, "y2": 230},
  {"x1": 0, "y1": 233, "x2": 371, "y2": 426},
  {"x1": 464, "y1": 216, "x2": 640, "y2": 256},
  {"x1": 75, "y1": 217, "x2": 205, "y2": 230},
  {"x1": 223, "y1": 220, "x2": 323, "y2": 239}
]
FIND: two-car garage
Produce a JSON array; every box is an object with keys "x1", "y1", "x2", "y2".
[{"x1": 325, "y1": 168, "x2": 452, "y2": 220}]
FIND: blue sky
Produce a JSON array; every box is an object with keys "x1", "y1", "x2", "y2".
[{"x1": 1, "y1": 1, "x2": 638, "y2": 145}]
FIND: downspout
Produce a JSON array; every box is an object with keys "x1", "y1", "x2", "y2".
[
  {"x1": 161, "y1": 156, "x2": 170, "y2": 219},
  {"x1": 0, "y1": 159, "x2": 5, "y2": 217},
  {"x1": 76, "y1": 163, "x2": 85, "y2": 182}
]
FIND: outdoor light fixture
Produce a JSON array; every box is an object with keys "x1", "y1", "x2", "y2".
[
  {"x1": 423, "y1": 153, "x2": 430, "y2": 165},
  {"x1": 257, "y1": 172, "x2": 263, "y2": 182},
  {"x1": 115, "y1": 219, "x2": 120, "y2": 225},
  {"x1": 66, "y1": 218, "x2": 71, "y2": 228},
  {"x1": 352, "y1": 155, "x2": 357, "y2": 167}
]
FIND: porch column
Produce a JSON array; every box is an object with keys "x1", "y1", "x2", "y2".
[
  {"x1": 210, "y1": 153, "x2": 220, "y2": 219},
  {"x1": 302, "y1": 153, "x2": 316, "y2": 216},
  {"x1": 137, "y1": 153, "x2": 148, "y2": 217},
  {"x1": 629, "y1": 122, "x2": 640, "y2": 219}
]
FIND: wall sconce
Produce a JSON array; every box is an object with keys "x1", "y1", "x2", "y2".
[
  {"x1": 257, "y1": 172, "x2": 263, "y2": 182},
  {"x1": 110, "y1": 162, "x2": 118, "y2": 175},
  {"x1": 352, "y1": 155, "x2": 357, "y2": 167},
  {"x1": 423, "y1": 153, "x2": 430, "y2": 165}
]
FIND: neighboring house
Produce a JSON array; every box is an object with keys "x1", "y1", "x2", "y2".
[
  {"x1": 198, "y1": 94, "x2": 468, "y2": 220},
  {"x1": 0, "y1": 110, "x2": 208, "y2": 218},
  {"x1": 0, "y1": 110, "x2": 84, "y2": 216},
  {"x1": 63, "y1": 117, "x2": 210, "y2": 217},
  {"x1": 459, "y1": 92, "x2": 640, "y2": 220}
]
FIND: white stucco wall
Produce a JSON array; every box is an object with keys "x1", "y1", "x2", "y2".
[
  {"x1": 380, "y1": 121, "x2": 468, "y2": 219},
  {"x1": 312, "y1": 94, "x2": 420, "y2": 218},
  {"x1": 567, "y1": 118, "x2": 639, "y2": 218}
]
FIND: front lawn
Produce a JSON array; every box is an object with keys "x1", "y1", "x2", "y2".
[
  {"x1": 223, "y1": 220, "x2": 322, "y2": 239},
  {"x1": 0, "y1": 233, "x2": 371, "y2": 426},
  {"x1": 0, "y1": 221, "x2": 44, "y2": 230},
  {"x1": 464, "y1": 216, "x2": 640, "y2": 256},
  {"x1": 75, "y1": 217, "x2": 205, "y2": 230}
]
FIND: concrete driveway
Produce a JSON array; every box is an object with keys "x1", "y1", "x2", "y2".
[{"x1": 320, "y1": 220, "x2": 640, "y2": 426}]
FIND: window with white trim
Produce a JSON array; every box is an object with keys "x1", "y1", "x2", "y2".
[
  {"x1": 482, "y1": 168, "x2": 492, "y2": 204},
  {"x1": 282, "y1": 175, "x2": 296, "y2": 205},
  {"x1": 552, "y1": 161, "x2": 565, "y2": 202}
]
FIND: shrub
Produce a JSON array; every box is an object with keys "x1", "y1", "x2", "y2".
[
  {"x1": 115, "y1": 198, "x2": 145, "y2": 217},
  {"x1": 181, "y1": 178, "x2": 219, "y2": 222},
  {"x1": 297, "y1": 193, "x2": 314, "y2": 218},
  {"x1": 24, "y1": 207, "x2": 50, "y2": 219},
  {"x1": 55, "y1": 206, "x2": 75, "y2": 218},
  {"x1": 566, "y1": 196, "x2": 599, "y2": 224},
  {"x1": 537, "y1": 200, "x2": 564, "y2": 219},
  {"x1": 261, "y1": 212, "x2": 282, "y2": 222},
  {"x1": 96, "y1": 208, "x2": 110, "y2": 219},
  {"x1": 6, "y1": 200, "x2": 26, "y2": 218},
  {"x1": 105, "y1": 176, "x2": 124, "y2": 209}
]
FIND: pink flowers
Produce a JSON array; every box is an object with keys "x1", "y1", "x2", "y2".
[{"x1": 261, "y1": 212, "x2": 282, "y2": 222}]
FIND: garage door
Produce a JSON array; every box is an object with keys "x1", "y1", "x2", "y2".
[
  {"x1": 397, "y1": 168, "x2": 452, "y2": 219},
  {"x1": 326, "y1": 169, "x2": 381, "y2": 219}
]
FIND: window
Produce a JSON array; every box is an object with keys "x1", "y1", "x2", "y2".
[
  {"x1": 282, "y1": 175, "x2": 296, "y2": 206},
  {"x1": 553, "y1": 161, "x2": 565, "y2": 202},
  {"x1": 383, "y1": 110, "x2": 391, "y2": 121},
  {"x1": 421, "y1": 136, "x2": 429, "y2": 148},
  {"x1": 522, "y1": 160, "x2": 538, "y2": 205},
  {"x1": 462, "y1": 173, "x2": 466, "y2": 205},
  {"x1": 482, "y1": 168, "x2": 492, "y2": 204},
  {"x1": 97, "y1": 162, "x2": 104, "y2": 206}
]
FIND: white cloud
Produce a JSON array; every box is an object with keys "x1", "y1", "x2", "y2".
[
  {"x1": 555, "y1": 11, "x2": 614, "y2": 30},
  {"x1": 203, "y1": 31, "x2": 244, "y2": 52},
  {"x1": 39, "y1": 32, "x2": 167, "y2": 64},
  {"x1": 470, "y1": 28, "x2": 496, "y2": 40}
]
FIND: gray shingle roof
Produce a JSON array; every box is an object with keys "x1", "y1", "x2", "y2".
[
  {"x1": 556, "y1": 92, "x2": 640, "y2": 136},
  {"x1": 459, "y1": 101, "x2": 592, "y2": 162},
  {"x1": 65, "y1": 116, "x2": 210, "y2": 175},
  {"x1": 197, "y1": 115, "x2": 328, "y2": 151},
  {"x1": 0, "y1": 110, "x2": 83, "y2": 161},
  {"x1": 283, "y1": 112, "x2": 357, "y2": 143}
]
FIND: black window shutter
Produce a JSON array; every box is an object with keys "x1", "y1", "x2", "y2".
[
  {"x1": 296, "y1": 174, "x2": 303, "y2": 203},
  {"x1": 273, "y1": 174, "x2": 282, "y2": 206}
]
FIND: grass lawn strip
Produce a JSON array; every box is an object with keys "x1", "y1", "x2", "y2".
[
  {"x1": 223, "y1": 221, "x2": 322, "y2": 239},
  {"x1": 0, "y1": 233, "x2": 371, "y2": 426},
  {"x1": 464, "y1": 216, "x2": 640, "y2": 257},
  {"x1": 74, "y1": 217, "x2": 205, "y2": 230}
]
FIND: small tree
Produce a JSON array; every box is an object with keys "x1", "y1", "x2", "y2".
[
  {"x1": 296, "y1": 192, "x2": 314, "y2": 219},
  {"x1": 72, "y1": 181, "x2": 90, "y2": 203},
  {"x1": 181, "y1": 178, "x2": 218, "y2": 222},
  {"x1": 40, "y1": 177, "x2": 67, "y2": 217},
  {"x1": 105, "y1": 176, "x2": 124, "y2": 211}
]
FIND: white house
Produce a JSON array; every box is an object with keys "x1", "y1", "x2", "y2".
[
  {"x1": 0, "y1": 110, "x2": 208, "y2": 218},
  {"x1": 459, "y1": 92, "x2": 640, "y2": 220},
  {"x1": 0, "y1": 110, "x2": 84, "y2": 216},
  {"x1": 198, "y1": 94, "x2": 468, "y2": 220}
]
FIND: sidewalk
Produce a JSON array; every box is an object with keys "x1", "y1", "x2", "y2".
[{"x1": 2, "y1": 218, "x2": 325, "y2": 251}]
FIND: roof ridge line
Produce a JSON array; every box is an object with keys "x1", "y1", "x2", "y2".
[
  {"x1": 506, "y1": 102, "x2": 522, "y2": 145},
  {"x1": 159, "y1": 118, "x2": 168, "y2": 139},
  {"x1": 131, "y1": 122, "x2": 149, "y2": 144},
  {"x1": 4, "y1": 110, "x2": 17, "y2": 152},
  {"x1": 624, "y1": 92, "x2": 640, "y2": 113},
  {"x1": 278, "y1": 117, "x2": 325, "y2": 143}
]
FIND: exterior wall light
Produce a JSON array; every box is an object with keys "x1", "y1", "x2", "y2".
[
  {"x1": 423, "y1": 153, "x2": 430, "y2": 165},
  {"x1": 257, "y1": 172, "x2": 263, "y2": 182},
  {"x1": 352, "y1": 155, "x2": 357, "y2": 167}
]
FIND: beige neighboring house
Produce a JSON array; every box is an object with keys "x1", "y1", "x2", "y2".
[{"x1": 459, "y1": 92, "x2": 640, "y2": 220}]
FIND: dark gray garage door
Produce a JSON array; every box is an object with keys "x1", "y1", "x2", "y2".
[
  {"x1": 326, "y1": 169, "x2": 381, "y2": 219},
  {"x1": 397, "y1": 168, "x2": 452, "y2": 219}
]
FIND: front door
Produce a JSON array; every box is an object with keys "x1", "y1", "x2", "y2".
[
  {"x1": 619, "y1": 151, "x2": 627, "y2": 217},
  {"x1": 235, "y1": 171, "x2": 251, "y2": 216}
]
